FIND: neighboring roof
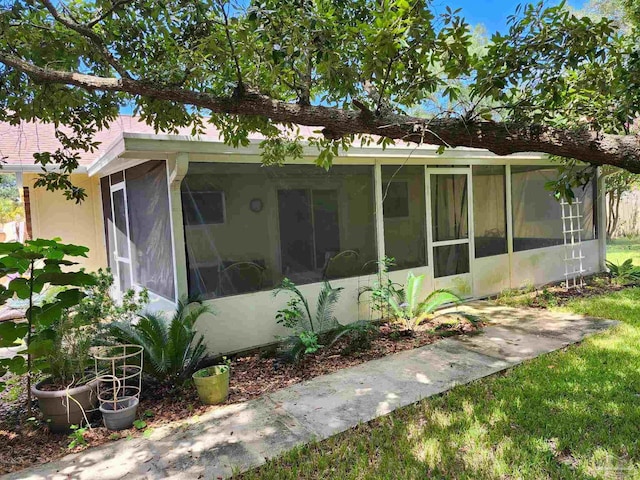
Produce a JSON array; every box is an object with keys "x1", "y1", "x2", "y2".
[
  {"x1": 0, "y1": 116, "x2": 238, "y2": 170},
  {"x1": 0, "y1": 115, "x2": 548, "y2": 175}
]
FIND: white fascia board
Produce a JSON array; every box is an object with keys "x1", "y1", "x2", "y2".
[{"x1": 88, "y1": 131, "x2": 552, "y2": 175}]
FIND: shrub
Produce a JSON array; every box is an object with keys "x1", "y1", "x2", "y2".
[
  {"x1": 274, "y1": 278, "x2": 375, "y2": 361},
  {"x1": 606, "y1": 259, "x2": 640, "y2": 284},
  {"x1": 358, "y1": 256, "x2": 403, "y2": 320},
  {"x1": 0, "y1": 239, "x2": 97, "y2": 411},
  {"x1": 109, "y1": 297, "x2": 210, "y2": 386},
  {"x1": 387, "y1": 272, "x2": 462, "y2": 331}
]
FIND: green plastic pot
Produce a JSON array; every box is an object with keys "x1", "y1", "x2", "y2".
[{"x1": 193, "y1": 365, "x2": 230, "y2": 405}]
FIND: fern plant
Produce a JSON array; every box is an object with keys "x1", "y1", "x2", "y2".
[
  {"x1": 606, "y1": 259, "x2": 640, "y2": 285},
  {"x1": 388, "y1": 272, "x2": 462, "y2": 331},
  {"x1": 110, "y1": 297, "x2": 210, "y2": 386}
]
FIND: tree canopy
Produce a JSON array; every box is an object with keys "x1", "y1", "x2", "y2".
[{"x1": 0, "y1": 0, "x2": 638, "y2": 201}]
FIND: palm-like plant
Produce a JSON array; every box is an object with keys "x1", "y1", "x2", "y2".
[
  {"x1": 606, "y1": 259, "x2": 640, "y2": 284},
  {"x1": 110, "y1": 298, "x2": 210, "y2": 385},
  {"x1": 388, "y1": 272, "x2": 462, "y2": 331},
  {"x1": 274, "y1": 278, "x2": 343, "y2": 334}
]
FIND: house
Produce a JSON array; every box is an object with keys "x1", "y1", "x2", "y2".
[{"x1": 0, "y1": 116, "x2": 607, "y2": 354}]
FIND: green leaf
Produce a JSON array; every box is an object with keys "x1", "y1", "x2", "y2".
[
  {"x1": 37, "y1": 272, "x2": 97, "y2": 288},
  {"x1": 0, "y1": 322, "x2": 28, "y2": 347},
  {"x1": 8, "y1": 278, "x2": 30, "y2": 299}
]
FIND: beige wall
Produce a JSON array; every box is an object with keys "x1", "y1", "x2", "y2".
[{"x1": 24, "y1": 173, "x2": 107, "y2": 272}]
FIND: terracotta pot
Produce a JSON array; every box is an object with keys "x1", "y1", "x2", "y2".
[{"x1": 32, "y1": 379, "x2": 98, "y2": 433}]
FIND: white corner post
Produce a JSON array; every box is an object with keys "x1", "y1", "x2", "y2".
[
  {"x1": 167, "y1": 152, "x2": 190, "y2": 300},
  {"x1": 596, "y1": 166, "x2": 607, "y2": 272},
  {"x1": 374, "y1": 161, "x2": 385, "y2": 270}
]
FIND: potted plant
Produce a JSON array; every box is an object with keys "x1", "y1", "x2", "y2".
[
  {"x1": 192, "y1": 360, "x2": 230, "y2": 405},
  {"x1": 31, "y1": 309, "x2": 99, "y2": 432},
  {"x1": 0, "y1": 239, "x2": 98, "y2": 431}
]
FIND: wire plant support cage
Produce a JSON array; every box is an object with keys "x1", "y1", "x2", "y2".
[
  {"x1": 561, "y1": 199, "x2": 586, "y2": 290},
  {"x1": 93, "y1": 344, "x2": 144, "y2": 429}
]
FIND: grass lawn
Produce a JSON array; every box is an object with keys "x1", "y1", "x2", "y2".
[
  {"x1": 607, "y1": 237, "x2": 640, "y2": 265},
  {"x1": 238, "y1": 289, "x2": 640, "y2": 479}
]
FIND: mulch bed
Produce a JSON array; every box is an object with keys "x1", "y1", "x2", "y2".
[
  {"x1": 0, "y1": 315, "x2": 480, "y2": 475},
  {"x1": 494, "y1": 275, "x2": 627, "y2": 309}
]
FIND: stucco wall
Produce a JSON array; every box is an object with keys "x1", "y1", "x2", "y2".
[{"x1": 24, "y1": 173, "x2": 107, "y2": 272}]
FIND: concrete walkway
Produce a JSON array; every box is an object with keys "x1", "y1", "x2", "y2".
[{"x1": 5, "y1": 302, "x2": 618, "y2": 480}]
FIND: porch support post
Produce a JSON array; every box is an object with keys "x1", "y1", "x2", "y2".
[
  {"x1": 374, "y1": 160, "x2": 385, "y2": 269},
  {"x1": 167, "y1": 152, "x2": 190, "y2": 300},
  {"x1": 505, "y1": 163, "x2": 514, "y2": 288},
  {"x1": 596, "y1": 166, "x2": 607, "y2": 272}
]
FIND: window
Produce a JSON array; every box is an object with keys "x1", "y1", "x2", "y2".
[
  {"x1": 431, "y1": 174, "x2": 468, "y2": 242},
  {"x1": 182, "y1": 191, "x2": 225, "y2": 225},
  {"x1": 100, "y1": 161, "x2": 176, "y2": 301},
  {"x1": 382, "y1": 165, "x2": 427, "y2": 271},
  {"x1": 473, "y1": 165, "x2": 507, "y2": 258},
  {"x1": 181, "y1": 163, "x2": 377, "y2": 299},
  {"x1": 511, "y1": 166, "x2": 564, "y2": 251},
  {"x1": 126, "y1": 161, "x2": 175, "y2": 300}
]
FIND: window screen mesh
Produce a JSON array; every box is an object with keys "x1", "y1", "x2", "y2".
[
  {"x1": 473, "y1": 165, "x2": 507, "y2": 258},
  {"x1": 431, "y1": 174, "x2": 468, "y2": 242},
  {"x1": 181, "y1": 163, "x2": 378, "y2": 299},
  {"x1": 381, "y1": 165, "x2": 427, "y2": 271},
  {"x1": 125, "y1": 161, "x2": 175, "y2": 300},
  {"x1": 511, "y1": 166, "x2": 597, "y2": 251}
]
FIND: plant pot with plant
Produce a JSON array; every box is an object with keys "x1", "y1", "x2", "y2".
[
  {"x1": 0, "y1": 239, "x2": 100, "y2": 432},
  {"x1": 193, "y1": 362, "x2": 230, "y2": 405}
]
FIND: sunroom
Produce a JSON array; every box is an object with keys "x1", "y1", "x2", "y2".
[{"x1": 91, "y1": 134, "x2": 606, "y2": 354}]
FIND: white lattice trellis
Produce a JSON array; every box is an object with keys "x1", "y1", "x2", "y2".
[{"x1": 561, "y1": 199, "x2": 586, "y2": 289}]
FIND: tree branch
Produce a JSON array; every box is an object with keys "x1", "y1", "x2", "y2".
[
  {"x1": 85, "y1": 0, "x2": 134, "y2": 28},
  {"x1": 2, "y1": 51, "x2": 640, "y2": 173},
  {"x1": 39, "y1": 0, "x2": 131, "y2": 79}
]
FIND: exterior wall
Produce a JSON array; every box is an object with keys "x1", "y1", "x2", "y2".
[
  {"x1": 91, "y1": 143, "x2": 607, "y2": 356},
  {"x1": 176, "y1": 157, "x2": 606, "y2": 355},
  {"x1": 24, "y1": 173, "x2": 107, "y2": 272}
]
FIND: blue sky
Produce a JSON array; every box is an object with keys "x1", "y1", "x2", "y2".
[{"x1": 431, "y1": 0, "x2": 588, "y2": 34}]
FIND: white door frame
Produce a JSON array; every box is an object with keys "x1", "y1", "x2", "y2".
[
  {"x1": 109, "y1": 179, "x2": 134, "y2": 293},
  {"x1": 425, "y1": 167, "x2": 474, "y2": 296}
]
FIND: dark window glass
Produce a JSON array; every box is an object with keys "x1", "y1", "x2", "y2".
[
  {"x1": 473, "y1": 165, "x2": 507, "y2": 258},
  {"x1": 181, "y1": 163, "x2": 377, "y2": 299},
  {"x1": 112, "y1": 188, "x2": 129, "y2": 258},
  {"x1": 511, "y1": 166, "x2": 564, "y2": 251},
  {"x1": 431, "y1": 174, "x2": 468, "y2": 242},
  {"x1": 434, "y1": 244, "x2": 469, "y2": 278},
  {"x1": 100, "y1": 176, "x2": 115, "y2": 269},
  {"x1": 182, "y1": 191, "x2": 225, "y2": 225},
  {"x1": 125, "y1": 161, "x2": 176, "y2": 300},
  {"x1": 110, "y1": 171, "x2": 124, "y2": 184},
  {"x1": 382, "y1": 165, "x2": 427, "y2": 271}
]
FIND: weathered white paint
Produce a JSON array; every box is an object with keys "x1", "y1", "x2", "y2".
[
  {"x1": 198, "y1": 273, "x2": 378, "y2": 354},
  {"x1": 82, "y1": 135, "x2": 608, "y2": 355}
]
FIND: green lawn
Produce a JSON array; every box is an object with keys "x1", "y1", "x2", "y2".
[
  {"x1": 238, "y1": 289, "x2": 640, "y2": 479},
  {"x1": 607, "y1": 237, "x2": 640, "y2": 265}
]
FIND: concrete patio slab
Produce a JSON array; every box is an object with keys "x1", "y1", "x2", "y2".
[
  {"x1": 267, "y1": 341, "x2": 510, "y2": 438},
  {"x1": 2, "y1": 303, "x2": 618, "y2": 480}
]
